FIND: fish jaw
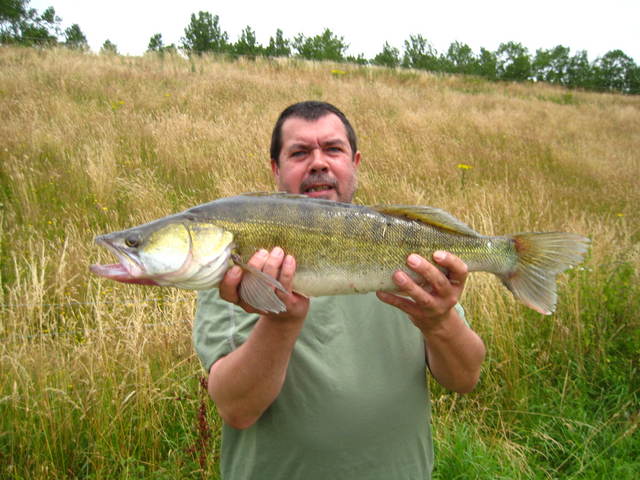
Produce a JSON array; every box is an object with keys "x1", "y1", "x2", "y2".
[
  {"x1": 89, "y1": 262, "x2": 159, "y2": 285},
  {"x1": 90, "y1": 235, "x2": 158, "y2": 285}
]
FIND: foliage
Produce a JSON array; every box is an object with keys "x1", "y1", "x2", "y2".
[
  {"x1": 264, "y1": 28, "x2": 290, "y2": 57},
  {"x1": 0, "y1": 0, "x2": 59, "y2": 46},
  {"x1": 63, "y1": 23, "x2": 88, "y2": 51},
  {"x1": 181, "y1": 11, "x2": 229, "y2": 55},
  {"x1": 232, "y1": 25, "x2": 262, "y2": 58},
  {"x1": 372, "y1": 42, "x2": 400, "y2": 68},
  {"x1": 1, "y1": 6, "x2": 638, "y2": 95},
  {"x1": 402, "y1": 34, "x2": 440, "y2": 70},
  {"x1": 444, "y1": 41, "x2": 479, "y2": 75},
  {"x1": 292, "y1": 28, "x2": 348, "y2": 62},
  {"x1": 592, "y1": 49, "x2": 640, "y2": 94},
  {"x1": 100, "y1": 39, "x2": 118, "y2": 55},
  {"x1": 496, "y1": 41, "x2": 532, "y2": 81},
  {"x1": 147, "y1": 32, "x2": 177, "y2": 55}
]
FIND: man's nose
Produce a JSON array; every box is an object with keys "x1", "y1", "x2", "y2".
[{"x1": 308, "y1": 148, "x2": 329, "y2": 172}]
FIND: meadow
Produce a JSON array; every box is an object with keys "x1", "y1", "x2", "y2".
[{"x1": 0, "y1": 47, "x2": 638, "y2": 479}]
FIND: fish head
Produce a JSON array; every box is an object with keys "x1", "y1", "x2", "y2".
[{"x1": 90, "y1": 217, "x2": 234, "y2": 290}]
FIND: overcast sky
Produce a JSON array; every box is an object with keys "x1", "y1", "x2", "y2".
[{"x1": 30, "y1": 0, "x2": 640, "y2": 63}]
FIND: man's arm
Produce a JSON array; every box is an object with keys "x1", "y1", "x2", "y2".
[
  {"x1": 207, "y1": 247, "x2": 309, "y2": 430},
  {"x1": 377, "y1": 251, "x2": 486, "y2": 393}
]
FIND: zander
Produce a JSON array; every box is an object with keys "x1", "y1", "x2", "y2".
[{"x1": 90, "y1": 193, "x2": 589, "y2": 315}]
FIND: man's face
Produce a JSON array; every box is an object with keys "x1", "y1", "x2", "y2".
[{"x1": 271, "y1": 114, "x2": 361, "y2": 203}]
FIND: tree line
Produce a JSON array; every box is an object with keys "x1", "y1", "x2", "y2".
[{"x1": 2, "y1": 2, "x2": 638, "y2": 94}]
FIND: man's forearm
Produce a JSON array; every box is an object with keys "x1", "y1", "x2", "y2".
[
  {"x1": 423, "y1": 309, "x2": 486, "y2": 393},
  {"x1": 208, "y1": 315, "x2": 304, "y2": 429}
]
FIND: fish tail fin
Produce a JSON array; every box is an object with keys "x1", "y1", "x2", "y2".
[{"x1": 498, "y1": 233, "x2": 590, "y2": 315}]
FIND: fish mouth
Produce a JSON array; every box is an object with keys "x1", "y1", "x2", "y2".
[{"x1": 89, "y1": 236, "x2": 158, "y2": 286}]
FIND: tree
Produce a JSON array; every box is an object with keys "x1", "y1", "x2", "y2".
[
  {"x1": 63, "y1": 23, "x2": 88, "y2": 51},
  {"x1": 565, "y1": 50, "x2": 593, "y2": 89},
  {"x1": 593, "y1": 49, "x2": 638, "y2": 93},
  {"x1": 1, "y1": 1, "x2": 60, "y2": 46},
  {"x1": 292, "y1": 28, "x2": 348, "y2": 62},
  {"x1": 233, "y1": 25, "x2": 262, "y2": 58},
  {"x1": 445, "y1": 41, "x2": 479, "y2": 74},
  {"x1": 477, "y1": 47, "x2": 498, "y2": 80},
  {"x1": 402, "y1": 34, "x2": 440, "y2": 71},
  {"x1": 100, "y1": 39, "x2": 118, "y2": 55},
  {"x1": 372, "y1": 42, "x2": 400, "y2": 68},
  {"x1": 147, "y1": 33, "x2": 176, "y2": 55},
  {"x1": 147, "y1": 32, "x2": 163, "y2": 52},
  {"x1": 181, "y1": 11, "x2": 229, "y2": 55},
  {"x1": 532, "y1": 45, "x2": 571, "y2": 85},
  {"x1": 345, "y1": 53, "x2": 368, "y2": 65},
  {"x1": 496, "y1": 41, "x2": 532, "y2": 81},
  {"x1": 265, "y1": 28, "x2": 290, "y2": 57}
]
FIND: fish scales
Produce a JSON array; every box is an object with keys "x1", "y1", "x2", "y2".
[{"x1": 185, "y1": 194, "x2": 513, "y2": 296}]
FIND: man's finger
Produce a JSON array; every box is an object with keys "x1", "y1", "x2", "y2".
[
  {"x1": 219, "y1": 265, "x2": 244, "y2": 303},
  {"x1": 432, "y1": 251, "x2": 468, "y2": 287},
  {"x1": 391, "y1": 270, "x2": 437, "y2": 311},
  {"x1": 405, "y1": 254, "x2": 451, "y2": 294},
  {"x1": 262, "y1": 247, "x2": 285, "y2": 278},
  {"x1": 278, "y1": 255, "x2": 296, "y2": 291}
]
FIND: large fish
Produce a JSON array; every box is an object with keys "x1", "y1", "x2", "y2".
[{"x1": 90, "y1": 193, "x2": 589, "y2": 315}]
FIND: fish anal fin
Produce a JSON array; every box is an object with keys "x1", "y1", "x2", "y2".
[{"x1": 371, "y1": 205, "x2": 480, "y2": 237}]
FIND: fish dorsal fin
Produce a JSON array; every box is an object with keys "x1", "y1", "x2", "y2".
[{"x1": 371, "y1": 205, "x2": 480, "y2": 237}]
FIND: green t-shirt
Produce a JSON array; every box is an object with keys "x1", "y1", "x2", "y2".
[{"x1": 193, "y1": 290, "x2": 463, "y2": 479}]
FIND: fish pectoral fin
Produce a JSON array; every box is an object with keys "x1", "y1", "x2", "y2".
[
  {"x1": 232, "y1": 254, "x2": 288, "y2": 314},
  {"x1": 371, "y1": 205, "x2": 480, "y2": 236}
]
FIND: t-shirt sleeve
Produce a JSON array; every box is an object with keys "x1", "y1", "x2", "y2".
[{"x1": 192, "y1": 288, "x2": 259, "y2": 372}]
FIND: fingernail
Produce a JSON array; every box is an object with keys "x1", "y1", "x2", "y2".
[
  {"x1": 407, "y1": 254, "x2": 421, "y2": 268},
  {"x1": 272, "y1": 247, "x2": 284, "y2": 258},
  {"x1": 257, "y1": 249, "x2": 268, "y2": 258},
  {"x1": 433, "y1": 251, "x2": 447, "y2": 262},
  {"x1": 394, "y1": 271, "x2": 408, "y2": 286}
]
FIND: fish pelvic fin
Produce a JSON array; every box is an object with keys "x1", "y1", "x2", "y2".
[
  {"x1": 231, "y1": 254, "x2": 289, "y2": 313},
  {"x1": 499, "y1": 233, "x2": 590, "y2": 315}
]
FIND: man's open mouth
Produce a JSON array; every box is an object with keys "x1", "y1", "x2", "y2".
[{"x1": 304, "y1": 184, "x2": 334, "y2": 193}]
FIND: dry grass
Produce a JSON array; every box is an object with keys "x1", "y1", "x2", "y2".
[{"x1": 1, "y1": 47, "x2": 639, "y2": 478}]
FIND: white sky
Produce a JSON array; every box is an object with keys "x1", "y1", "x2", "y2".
[{"x1": 30, "y1": 0, "x2": 640, "y2": 62}]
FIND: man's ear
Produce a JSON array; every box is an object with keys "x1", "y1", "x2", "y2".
[
  {"x1": 353, "y1": 151, "x2": 362, "y2": 167},
  {"x1": 271, "y1": 159, "x2": 279, "y2": 178}
]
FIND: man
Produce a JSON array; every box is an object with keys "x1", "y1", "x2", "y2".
[{"x1": 193, "y1": 101, "x2": 486, "y2": 479}]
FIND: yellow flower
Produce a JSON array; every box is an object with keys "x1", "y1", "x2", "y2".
[
  {"x1": 616, "y1": 213, "x2": 625, "y2": 217},
  {"x1": 457, "y1": 163, "x2": 473, "y2": 170},
  {"x1": 331, "y1": 69, "x2": 347, "y2": 76}
]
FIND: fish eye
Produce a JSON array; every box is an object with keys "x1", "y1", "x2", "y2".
[{"x1": 124, "y1": 234, "x2": 140, "y2": 248}]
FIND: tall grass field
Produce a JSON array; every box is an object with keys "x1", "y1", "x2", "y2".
[{"x1": 1, "y1": 47, "x2": 639, "y2": 479}]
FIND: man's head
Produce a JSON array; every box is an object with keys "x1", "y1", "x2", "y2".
[{"x1": 270, "y1": 101, "x2": 361, "y2": 203}]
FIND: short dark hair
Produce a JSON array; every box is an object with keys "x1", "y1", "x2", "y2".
[{"x1": 270, "y1": 101, "x2": 358, "y2": 165}]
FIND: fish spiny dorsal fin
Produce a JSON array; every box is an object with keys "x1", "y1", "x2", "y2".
[{"x1": 370, "y1": 205, "x2": 481, "y2": 237}]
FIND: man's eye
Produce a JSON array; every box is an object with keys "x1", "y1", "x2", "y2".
[{"x1": 291, "y1": 151, "x2": 306, "y2": 157}]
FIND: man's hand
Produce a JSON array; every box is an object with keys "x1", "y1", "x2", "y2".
[
  {"x1": 376, "y1": 250, "x2": 467, "y2": 334},
  {"x1": 219, "y1": 247, "x2": 310, "y2": 323},
  {"x1": 210, "y1": 247, "x2": 310, "y2": 429},
  {"x1": 376, "y1": 250, "x2": 485, "y2": 393}
]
